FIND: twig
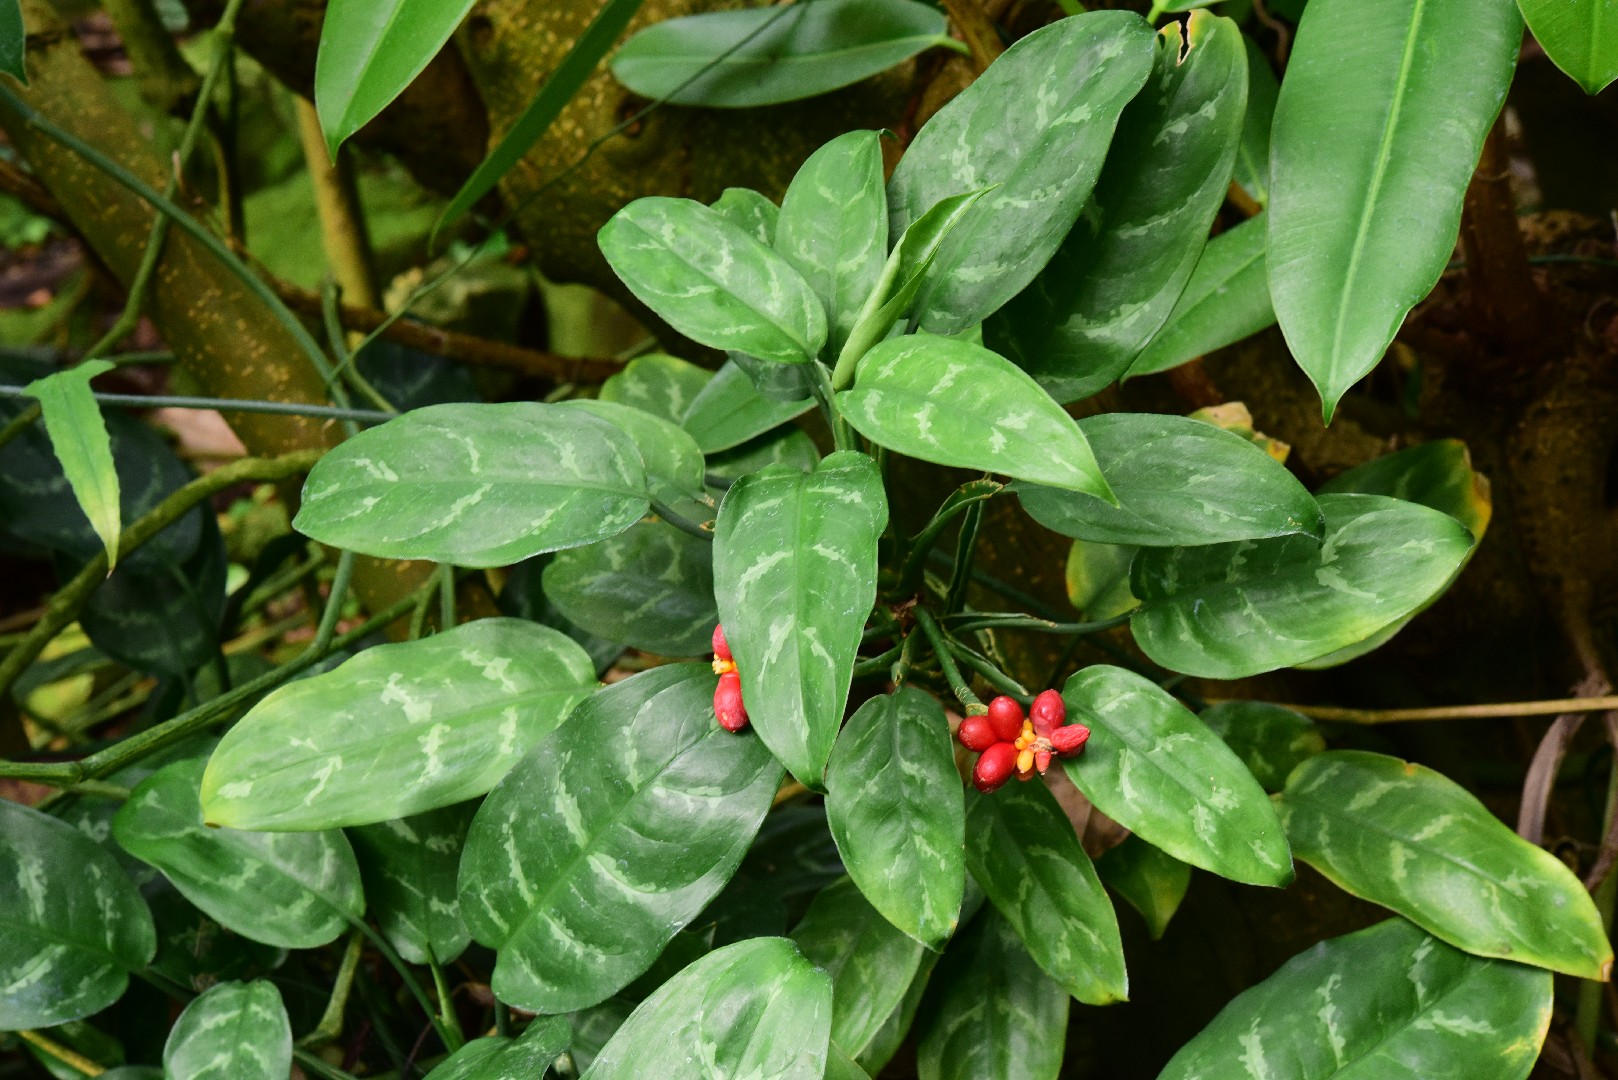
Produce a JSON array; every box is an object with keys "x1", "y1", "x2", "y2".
[
  {"x1": 16, "y1": 1030, "x2": 104, "y2": 1076},
  {"x1": 0, "y1": 384, "x2": 391, "y2": 425},
  {"x1": 1229, "y1": 695, "x2": 1618, "y2": 724},
  {"x1": 913, "y1": 607, "x2": 980, "y2": 710}
]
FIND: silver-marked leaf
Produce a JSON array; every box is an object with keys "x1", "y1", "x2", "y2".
[
  {"x1": 713, "y1": 452, "x2": 887, "y2": 789},
  {"x1": 459, "y1": 664, "x2": 784, "y2": 1013},
  {"x1": 567, "y1": 1000, "x2": 633, "y2": 1074},
  {"x1": 600, "y1": 353, "x2": 712, "y2": 423},
  {"x1": 162, "y1": 980, "x2": 291, "y2": 1080},
  {"x1": 1018, "y1": 412, "x2": 1320, "y2": 547},
  {"x1": 113, "y1": 758, "x2": 364, "y2": 950},
  {"x1": 1063, "y1": 666, "x2": 1292, "y2": 886},
  {"x1": 1130, "y1": 493, "x2": 1474, "y2": 678},
  {"x1": 1127, "y1": 213, "x2": 1274, "y2": 379},
  {"x1": 1095, "y1": 835, "x2": 1191, "y2": 941},
  {"x1": 965, "y1": 781, "x2": 1127, "y2": 1004},
  {"x1": 707, "y1": 426, "x2": 820, "y2": 482},
  {"x1": 0, "y1": 799, "x2": 155, "y2": 1028},
  {"x1": 295, "y1": 402, "x2": 649, "y2": 567},
  {"x1": 778, "y1": 130, "x2": 887, "y2": 359},
  {"x1": 1318, "y1": 439, "x2": 1491, "y2": 541},
  {"x1": 582, "y1": 937, "x2": 832, "y2": 1079},
  {"x1": 915, "y1": 909, "x2": 1067, "y2": 1080},
  {"x1": 1159, "y1": 917, "x2": 1553, "y2": 1080},
  {"x1": 792, "y1": 876, "x2": 927, "y2": 1060},
  {"x1": 424, "y1": 1015, "x2": 571, "y2": 1080},
  {"x1": 712, "y1": 187, "x2": 779, "y2": 246},
  {"x1": 680, "y1": 359, "x2": 812, "y2": 455},
  {"x1": 25, "y1": 359, "x2": 121, "y2": 569},
  {"x1": 888, "y1": 10, "x2": 1156, "y2": 333},
  {"x1": 1199, "y1": 700, "x2": 1325, "y2": 792},
  {"x1": 823, "y1": 688, "x2": 964, "y2": 949},
  {"x1": 544, "y1": 522, "x2": 717, "y2": 657},
  {"x1": 1, "y1": 0, "x2": 22, "y2": 81},
  {"x1": 599, "y1": 197, "x2": 827, "y2": 365},
  {"x1": 1278, "y1": 751, "x2": 1612, "y2": 980},
  {"x1": 1520, "y1": 0, "x2": 1618, "y2": 95},
  {"x1": 201, "y1": 619, "x2": 598, "y2": 830},
  {"x1": 839, "y1": 335, "x2": 1113, "y2": 501},
  {"x1": 986, "y1": 12, "x2": 1247, "y2": 402},
  {"x1": 1233, "y1": 38, "x2": 1279, "y2": 206},
  {"x1": 559, "y1": 399, "x2": 705, "y2": 505},
  {"x1": 1268, "y1": 0, "x2": 1521, "y2": 420},
  {"x1": 857, "y1": 951, "x2": 937, "y2": 1076},
  {"x1": 351, "y1": 803, "x2": 476, "y2": 966}
]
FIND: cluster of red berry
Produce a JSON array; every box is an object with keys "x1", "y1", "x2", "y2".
[
  {"x1": 957, "y1": 691, "x2": 1090, "y2": 793},
  {"x1": 711, "y1": 624, "x2": 749, "y2": 732}
]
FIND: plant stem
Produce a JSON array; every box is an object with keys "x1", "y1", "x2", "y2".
[
  {"x1": 913, "y1": 607, "x2": 980, "y2": 710},
  {"x1": 16, "y1": 1029, "x2": 106, "y2": 1075},
  {"x1": 0, "y1": 385, "x2": 391, "y2": 424},
  {"x1": 945, "y1": 639, "x2": 1030, "y2": 702},
  {"x1": 301, "y1": 929, "x2": 364, "y2": 1048},
  {"x1": 438, "y1": 563, "x2": 457, "y2": 632},
  {"x1": 851, "y1": 642, "x2": 904, "y2": 679},
  {"x1": 320, "y1": 278, "x2": 395, "y2": 420},
  {"x1": 428, "y1": 956, "x2": 462, "y2": 1050},
  {"x1": 353, "y1": 920, "x2": 463, "y2": 1052},
  {"x1": 649, "y1": 498, "x2": 715, "y2": 541},
  {"x1": 898, "y1": 480, "x2": 1003, "y2": 598},
  {"x1": 944, "y1": 501, "x2": 983, "y2": 614},
  {"x1": 1229, "y1": 695, "x2": 1618, "y2": 724},
  {"x1": 942, "y1": 612, "x2": 1133, "y2": 635},
  {"x1": 293, "y1": 1049, "x2": 361, "y2": 1080}
]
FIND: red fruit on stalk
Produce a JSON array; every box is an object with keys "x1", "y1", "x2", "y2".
[
  {"x1": 973, "y1": 742, "x2": 1018, "y2": 793},
  {"x1": 957, "y1": 714, "x2": 1000, "y2": 752},
  {"x1": 1050, "y1": 723, "x2": 1090, "y2": 756},
  {"x1": 714, "y1": 671, "x2": 749, "y2": 732},
  {"x1": 1030, "y1": 689, "x2": 1066, "y2": 737},
  {"x1": 712, "y1": 623, "x2": 732, "y2": 661},
  {"x1": 986, "y1": 696, "x2": 1024, "y2": 742}
]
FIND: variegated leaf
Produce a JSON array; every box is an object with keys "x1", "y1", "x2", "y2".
[
  {"x1": 544, "y1": 521, "x2": 717, "y2": 657},
  {"x1": 295, "y1": 403, "x2": 649, "y2": 567},
  {"x1": 351, "y1": 802, "x2": 476, "y2": 966},
  {"x1": 201, "y1": 619, "x2": 598, "y2": 830},
  {"x1": 825, "y1": 1042, "x2": 873, "y2": 1080},
  {"x1": 713, "y1": 452, "x2": 888, "y2": 788},
  {"x1": 711, "y1": 187, "x2": 778, "y2": 245},
  {"x1": 857, "y1": 951, "x2": 937, "y2": 1076},
  {"x1": 458, "y1": 665, "x2": 784, "y2": 1013},
  {"x1": 423, "y1": 1015, "x2": 571, "y2": 1080},
  {"x1": 599, "y1": 353, "x2": 713, "y2": 423},
  {"x1": 162, "y1": 980, "x2": 291, "y2": 1080},
  {"x1": 1095, "y1": 835, "x2": 1191, "y2": 941},
  {"x1": 1199, "y1": 700, "x2": 1325, "y2": 792},
  {"x1": 680, "y1": 359, "x2": 812, "y2": 454},
  {"x1": 559, "y1": 399, "x2": 705, "y2": 505}
]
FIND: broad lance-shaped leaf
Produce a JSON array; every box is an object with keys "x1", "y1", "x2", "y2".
[
  {"x1": 559, "y1": 399, "x2": 705, "y2": 506},
  {"x1": 600, "y1": 352, "x2": 712, "y2": 423},
  {"x1": 712, "y1": 187, "x2": 778, "y2": 245},
  {"x1": 458, "y1": 664, "x2": 784, "y2": 1013},
  {"x1": 1233, "y1": 37, "x2": 1280, "y2": 207},
  {"x1": 599, "y1": 196, "x2": 827, "y2": 365},
  {"x1": 1130, "y1": 493, "x2": 1474, "y2": 679},
  {"x1": 986, "y1": 12, "x2": 1247, "y2": 402},
  {"x1": 680, "y1": 359, "x2": 812, "y2": 454},
  {"x1": 1199, "y1": 700, "x2": 1325, "y2": 792},
  {"x1": 965, "y1": 781, "x2": 1127, "y2": 1004},
  {"x1": 1018, "y1": 412, "x2": 1320, "y2": 547},
  {"x1": 1160, "y1": 917, "x2": 1553, "y2": 1080},
  {"x1": 114, "y1": 757, "x2": 365, "y2": 950},
  {"x1": 888, "y1": 10, "x2": 1155, "y2": 333},
  {"x1": 424, "y1": 1015, "x2": 571, "y2": 1080},
  {"x1": 839, "y1": 335, "x2": 1114, "y2": 502},
  {"x1": 1268, "y1": 0, "x2": 1521, "y2": 421},
  {"x1": 1278, "y1": 751, "x2": 1612, "y2": 980},
  {"x1": 25, "y1": 359, "x2": 120, "y2": 568},
  {"x1": 1062, "y1": 666, "x2": 1292, "y2": 886},
  {"x1": 1519, "y1": 0, "x2": 1618, "y2": 95},
  {"x1": 824, "y1": 688, "x2": 964, "y2": 949},
  {"x1": 858, "y1": 951, "x2": 939, "y2": 1076},
  {"x1": 295, "y1": 402, "x2": 649, "y2": 567},
  {"x1": 201, "y1": 619, "x2": 597, "y2": 830},
  {"x1": 0, "y1": 799, "x2": 155, "y2": 1028},
  {"x1": 352, "y1": 803, "x2": 476, "y2": 966},
  {"x1": 713, "y1": 452, "x2": 887, "y2": 788},
  {"x1": 162, "y1": 980, "x2": 292, "y2": 1080},
  {"x1": 544, "y1": 522, "x2": 717, "y2": 657},
  {"x1": 1095, "y1": 835, "x2": 1190, "y2": 941}
]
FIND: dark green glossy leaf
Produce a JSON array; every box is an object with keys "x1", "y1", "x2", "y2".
[
  {"x1": 1318, "y1": 440, "x2": 1490, "y2": 540},
  {"x1": 965, "y1": 781, "x2": 1126, "y2": 1004},
  {"x1": 352, "y1": 803, "x2": 476, "y2": 966},
  {"x1": 458, "y1": 665, "x2": 784, "y2": 1013},
  {"x1": 1, "y1": 0, "x2": 23, "y2": 81},
  {"x1": 680, "y1": 359, "x2": 812, "y2": 454},
  {"x1": 0, "y1": 799, "x2": 155, "y2": 1028},
  {"x1": 1199, "y1": 700, "x2": 1325, "y2": 792},
  {"x1": 610, "y1": 0, "x2": 950, "y2": 107},
  {"x1": 1128, "y1": 213, "x2": 1274, "y2": 378},
  {"x1": 544, "y1": 522, "x2": 717, "y2": 657},
  {"x1": 856, "y1": 951, "x2": 937, "y2": 1075},
  {"x1": 568, "y1": 999, "x2": 634, "y2": 1074},
  {"x1": 1520, "y1": 0, "x2": 1618, "y2": 94},
  {"x1": 113, "y1": 757, "x2": 365, "y2": 950},
  {"x1": 144, "y1": 881, "x2": 285, "y2": 991},
  {"x1": 560, "y1": 399, "x2": 705, "y2": 505},
  {"x1": 581, "y1": 937, "x2": 833, "y2": 1079},
  {"x1": 1159, "y1": 917, "x2": 1553, "y2": 1079},
  {"x1": 707, "y1": 426, "x2": 820, "y2": 481},
  {"x1": 1279, "y1": 751, "x2": 1612, "y2": 979},
  {"x1": 712, "y1": 187, "x2": 779, "y2": 245},
  {"x1": 1095, "y1": 835, "x2": 1191, "y2": 941},
  {"x1": 600, "y1": 353, "x2": 712, "y2": 423},
  {"x1": 162, "y1": 980, "x2": 291, "y2": 1080},
  {"x1": 713, "y1": 452, "x2": 887, "y2": 788},
  {"x1": 1234, "y1": 38, "x2": 1279, "y2": 206},
  {"x1": 1268, "y1": 0, "x2": 1521, "y2": 420},
  {"x1": 25, "y1": 359, "x2": 120, "y2": 568},
  {"x1": 498, "y1": 556, "x2": 624, "y2": 676},
  {"x1": 987, "y1": 12, "x2": 1247, "y2": 401},
  {"x1": 295, "y1": 403, "x2": 649, "y2": 567},
  {"x1": 1131, "y1": 493, "x2": 1474, "y2": 678},
  {"x1": 424, "y1": 1015, "x2": 571, "y2": 1080},
  {"x1": 202, "y1": 619, "x2": 597, "y2": 830},
  {"x1": 742, "y1": 803, "x2": 846, "y2": 903},
  {"x1": 823, "y1": 688, "x2": 964, "y2": 948}
]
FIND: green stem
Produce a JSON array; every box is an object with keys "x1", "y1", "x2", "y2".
[
  {"x1": 851, "y1": 641, "x2": 904, "y2": 679},
  {"x1": 293, "y1": 1049, "x2": 361, "y2": 1080},
  {"x1": 494, "y1": 1001, "x2": 513, "y2": 1038},
  {"x1": 891, "y1": 625, "x2": 920, "y2": 689},
  {"x1": 650, "y1": 498, "x2": 715, "y2": 542},
  {"x1": 300, "y1": 929, "x2": 364, "y2": 1048},
  {"x1": 898, "y1": 481, "x2": 1003, "y2": 598},
  {"x1": 942, "y1": 612, "x2": 1134, "y2": 635},
  {"x1": 913, "y1": 607, "x2": 980, "y2": 710},
  {"x1": 0, "y1": 385, "x2": 391, "y2": 424},
  {"x1": 438, "y1": 562, "x2": 457, "y2": 632},
  {"x1": 946, "y1": 639, "x2": 1030, "y2": 703},
  {"x1": 316, "y1": 550, "x2": 356, "y2": 652},
  {"x1": 353, "y1": 920, "x2": 463, "y2": 1052},
  {"x1": 16, "y1": 1029, "x2": 106, "y2": 1076},
  {"x1": 320, "y1": 278, "x2": 394, "y2": 422},
  {"x1": 944, "y1": 502, "x2": 983, "y2": 615},
  {"x1": 428, "y1": 955, "x2": 465, "y2": 1051}
]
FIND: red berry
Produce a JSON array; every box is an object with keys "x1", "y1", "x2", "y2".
[
  {"x1": 712, "y1": 623, "x2": 732, "y2": 662},
  {"x1": 715, "y1": 671, "x2": 749, "y2": 732},
  {"x1": 1050, "y1": 723, "x2": 1090, "y2": 756},
  {"x1": 986, "y1": 696, "x2": 1024, "y2": 742},
  {"x1": 1034, "y1": 749, "x2": 1053, "y2": 774},
  {"x1": 1030, "y1": 690, "x2": 1065, "y2": 737},
  {"x1": 972, "y1": 742, "x2": 1018, "y2": 793},
  {"x1": 957, "y1": 714, "x2": 1000, "y2": 752}
]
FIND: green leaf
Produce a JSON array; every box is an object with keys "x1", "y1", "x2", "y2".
[
  {"x1": 1268, "y1": 0, "x2": 1521, "y2": 421},
  {"x1": 856, "y1": 951, "x2": 937, "y2": 1076},
  {"x1": 680, "y1": 359, "x2": 813, "y2": 454},
  {"x1": 1065, "y1": 539, "x2": 1139, "y2": 620},
  {"x1": 162, "y1": 980, "x2": 291, "y2": 1080},
  {"x1": 887, "y1": 10, "x2": 1156, "y2": 333},
  {"x1": 458, "y1": 664, "x2": 785, "y2": 1013},
  {"x1": 294, "y1": 402, "x2": 649, "y2": 567},
  {"x1": 0, "y1": 799, "x2": 155, "y2": 1029},
  {"x1": 1018, "y1": 412, "x2": 1321, "y2": 546},
  {"x1": 986, "y1": 12, "x2": 1248, "y2": 402},
  {"x1": 1130, "y1": 493, "x2": 1475, "y2": 678},
  {"x1": 609, "y1": 0, "x2": 950, "y2": 107},
  {"x1": 964, "y1": 781, "x2": 1127, "y2": 1004},
  {"x1": 792, "y1": 876, "x2": 928, "y2": 1060},
  {"x1": 1062, "y1": 665, "x2": 1292, "y2": 886},
  {"x1": 708, "y1": 426, "x2": 820, "y2": 482},
  {"x1": 1318, "y1": 439, "x2": 1491, "y2": 541},
  {"x1": 544, "y1": 522, "x2": 717, "y2": 657},
  {"x1": 1519, "y1": 0, "x2": 1618, "y2": 94},
  {"x1": 1127, "y1": 212, "x2": 1274, "y2": 379},
  {"x1": 559, "y1": 399, "x2": 705, "y2": 506},
  {"x1": 824, "y1": 1042, "x2": 872, "y2": 1080},
  {"x1": 1159, "y1": 917, "x2": 1553, "y2": 1079},
  {"x1": 351, "y1": 803, "x2": 476, "y2": 966},
  {"x1": 1199, "y1": 700, "x2": 1325, "y2": 792},
  {"x1": 25, "y1": 360, "x2": 120, "y2": 569},
  {"x1": 567, "y1": 1000, "x2": 633, "y2": 1074},
  {"x1": 314, "y1": 0, "x2": 479, "y2": 155},
  {"x1": 1279, "y1": 751, "x2": 1613, "y2": 979},
  {"x1": 423, "y1": 1015, "x2": 572, "y2": 1080},
  {"x1": 839, "y1": 335, "x2": 1114, "y2": 501},
  {"x1": 778, "y1": 130, "x2": 887, "y2": 359},
  {"x1": 113, "y1": 757, "x2": 365, "y2": 950},
  {"x1": 599, "y1": 196, "x2": 827, "y2": 365},
  {"x1": 823, "y1": 688, "x2": 964, "y2": 949},
  {"x1": 201, "y1": 619, "x2": 598, "y2": 830},
  {"x1": 713, "y1": 452, "x2": 887, "y2": 789},
  {"x1": 1, "y1": 0, "x2": 24, "y2": 82},
  {"x1": 1234, "y1": 38, "x2": 1279, "y2": 206},
  {"x1": 1095, "y1": 835, "x2": 1191, "y2": 941},
  {"x1": 712, "y1": 187, "x2": 780, "y2": 245},
  {"x1": 600, "y1": 352, "x2": 712, "y2": 423},
  {"x1": 581, "y1": 937, "x2": 832, "y2": 1079},
  {"x1": 915, "y1": 909, "x2": 1067, "y2": 1080}
]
